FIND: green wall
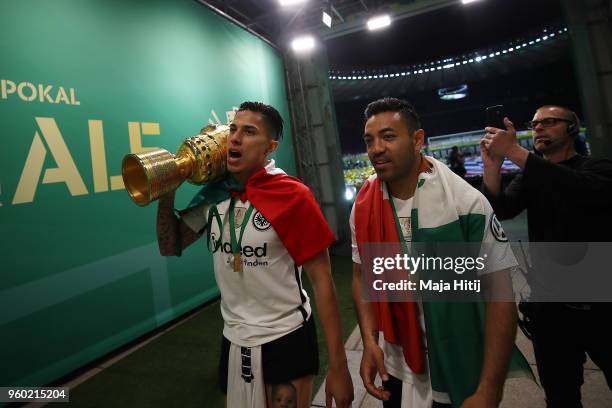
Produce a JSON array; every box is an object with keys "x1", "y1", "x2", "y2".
[{"x1": 0, "y1": 0, "x2": 295, "y2": 387}]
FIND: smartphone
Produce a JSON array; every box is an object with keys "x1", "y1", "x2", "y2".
[{"x1": 486, "y1": 105, "x2": 505, "y2": 129}]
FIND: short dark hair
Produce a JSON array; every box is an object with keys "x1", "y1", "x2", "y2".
[
  {"x1": 364, "y1": 97, "x2": 421, "y2": 133},
  {"x1": 237, "y1": 101, "x2": 284, "y2": 141},
  {"x1": 537, "y1": 105, "x2": 580, "y2": 134}
]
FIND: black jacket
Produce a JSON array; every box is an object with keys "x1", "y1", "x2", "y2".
[{"x1": 484, "y1": 153, "x2": 612, "y2": 242}]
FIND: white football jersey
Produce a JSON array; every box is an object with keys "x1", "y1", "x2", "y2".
[{"x1": 183, "y1": 194, "x2": 311, "y2": 348}]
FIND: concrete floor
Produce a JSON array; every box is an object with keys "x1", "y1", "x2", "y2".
[{"x1": 312, "y1": 326, "x2": 611, "y2": 407}]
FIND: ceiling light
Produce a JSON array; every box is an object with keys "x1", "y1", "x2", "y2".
[
  {"x1": 328, "y1": 25, "x2": 565, "y2": 83},
  {"x1": 461, "y1": 0, "x2": 482, "y2": 4},
  {"x1": 367, "y1": 15, "x2": 391, "y2": 31},
  {"x1": 322, "y1": 10, "x2": 332, "y2": 28},
  {"x1": 279, "y1": 0, "x2": 307, "y2": 6},
  {"x1": 291, "y1": 35, "x2": 315, "y2": 52}
]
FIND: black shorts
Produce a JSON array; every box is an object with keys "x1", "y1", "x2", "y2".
[{"x1": 218, "y1": 317, "x2": 319, "y2": 393}]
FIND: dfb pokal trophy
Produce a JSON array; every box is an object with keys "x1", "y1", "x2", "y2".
[{"x1": 121, "y1": 124, "x2": 229, "y2": 206}]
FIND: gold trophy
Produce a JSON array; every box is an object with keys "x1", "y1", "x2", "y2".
[{"x1": 122, "y1": 124, "x2": 229, "y2": 206}]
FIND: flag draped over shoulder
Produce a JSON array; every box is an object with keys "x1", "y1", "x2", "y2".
[
  {"x1": 185, "y1": 161, "x2": 335, "y2": 266},
  {"x1": 355, "y1": 157, "x2": 430, "y2": 375},
  {"x1": 355, "y1": 155, "x2": 533, "y2": 406}
]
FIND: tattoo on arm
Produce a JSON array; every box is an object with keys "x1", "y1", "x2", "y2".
[
  {"x1": 157, "y1": 193, "x2": 180, "y2": 256},
  {"x1": 156, "y1": 192, "x2": 205, "y2": 256}
]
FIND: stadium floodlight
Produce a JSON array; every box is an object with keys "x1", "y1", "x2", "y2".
[
  {"x1": 322, "y1": 10, "x2": 332, "y2": 28},
  {"x1": 291, "y1": 35, "x2": 315, "y2": 52},
  {"x1": 279, "y1": 0, "x2": 307, "y2": 6},
  {"x1": 367, "y1": 15, "x2": 391, "y2": 31}
]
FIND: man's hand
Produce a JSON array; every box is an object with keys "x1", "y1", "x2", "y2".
[
  {"x1": 325, "y1": 364, "x2": 354, "y2": 408},
  {"x1": 360, "y1": 342, "x2": 391, "y2": 401},
  {"x1": 482, "y1": 118, "x2": 529, "y2": 168},
  {"x1": 483, "y1": 117, "x2": 518, "y2": 158},
  {"x1": 460, "y1": 387, "x2": 503, "y2": 408},
  {"x1": 480, "y1": 138, "x2": 504, "y2": 170}
]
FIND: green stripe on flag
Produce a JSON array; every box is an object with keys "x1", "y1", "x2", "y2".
[{"x1": 412, "y1": 210, "x2": 486, "y2": 242}]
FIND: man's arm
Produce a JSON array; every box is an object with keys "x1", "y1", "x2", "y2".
[
  {"x1": 351, "y1": 262, "x2": 391, "y2": 401},
  {"x1": 303, "y1": 250, "x2": 354, "y2": 408},
  {"x1": 480, "y1": 124, "x2": 528, "y2": 220},
  {"x1": 156, "y1": 191, "x2": 202, "y2": 256},
  {"x1": 480, "y1": 137, "x2": 504, "y2": 197},
  {"x1": 461, "y1": 270, "x2": 517, "y2": 408},
  {"x1": 484, "y1": 118, "x2": 612, "y2": 203}
]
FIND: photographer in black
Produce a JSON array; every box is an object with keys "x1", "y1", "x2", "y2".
[{"x1": 479, "y1": 105, "x2": 612, "y2": 407}]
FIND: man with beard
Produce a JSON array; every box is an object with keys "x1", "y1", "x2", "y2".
[{"x1": 351, "y1": 97, "x2": 531, "y2": 407}]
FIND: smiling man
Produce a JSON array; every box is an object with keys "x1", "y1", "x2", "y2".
[
  {"x1": 155, "y1": 101, "x2": 353, "y2": 408},
  {"x1": 481, "y1": 105, "x2": 612, "y2": 407},
  {"x1": 350, "y1": 97, "x2": 531, "y2": 408}
]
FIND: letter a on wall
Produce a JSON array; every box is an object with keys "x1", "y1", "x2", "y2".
[{"x1": 13, "y1": 117, "x2": 88, "y2": 204}]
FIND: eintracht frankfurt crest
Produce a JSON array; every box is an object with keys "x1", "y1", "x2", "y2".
[{"x1": 252, "y1": 211, "x2": 271, "y2": 231}]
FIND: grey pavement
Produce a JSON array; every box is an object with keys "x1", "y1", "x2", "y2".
[{"x1": 312, "y1": 325, "x2": 611, "y2": 407}]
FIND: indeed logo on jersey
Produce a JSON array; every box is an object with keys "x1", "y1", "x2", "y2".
[{"x1": 209, "y1": 233, "x2": 268, "y2": 258}]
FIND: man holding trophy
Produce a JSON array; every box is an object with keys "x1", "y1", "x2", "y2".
[{"x1": 124, "y1": 102, "x2": 353, "y2": 407}]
